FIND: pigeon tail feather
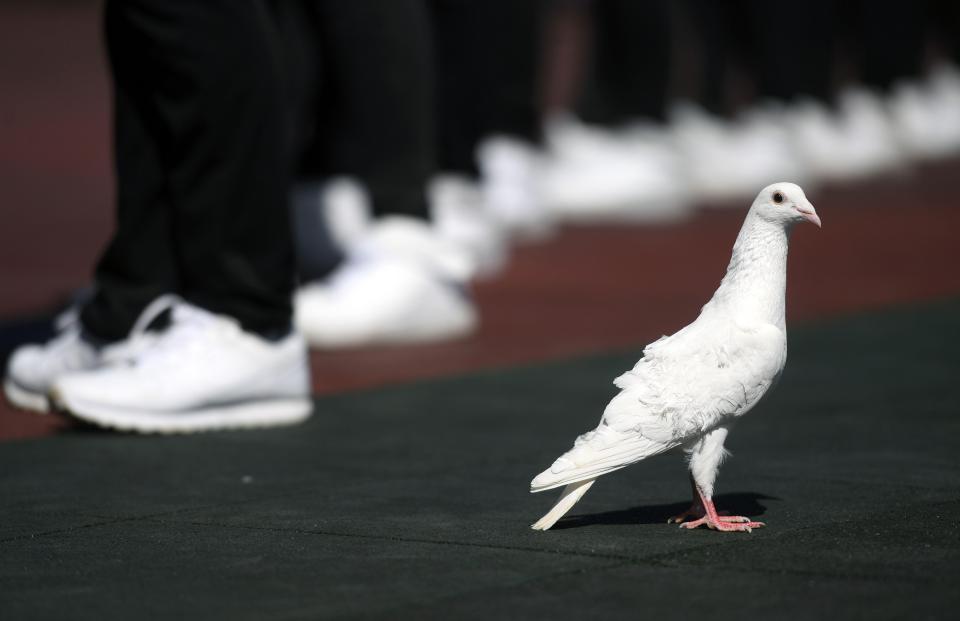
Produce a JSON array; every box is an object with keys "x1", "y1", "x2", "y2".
[
  {"x1": 530, "y1": 432, "x2": 672, "y2": 493},
  {"x1": 530, "y1": 478, "x2": 596, "y2": 531}
]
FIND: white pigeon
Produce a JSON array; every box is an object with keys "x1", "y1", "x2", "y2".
[{"x1": 530, "y1": 182, "x2": 820, "y2": 532}]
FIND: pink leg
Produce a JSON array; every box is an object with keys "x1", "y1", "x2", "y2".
[
  {"x1": 677, "y1": 484, "x2": 765, "y2": 532},
  {"x1": 667, "y1": 476, "x2": 737, "y2": 524},
  {"x1": 667, "y1": 476, "x2": 704, "y2": 524}
]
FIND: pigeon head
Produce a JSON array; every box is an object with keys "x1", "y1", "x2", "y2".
[{"x1": 750, "y1": 182, "x2": 821, "y2": 229}]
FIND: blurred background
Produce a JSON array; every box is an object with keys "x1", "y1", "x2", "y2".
[{"x1": 2, "y1": 0, "x2": 960, "y2": 439}]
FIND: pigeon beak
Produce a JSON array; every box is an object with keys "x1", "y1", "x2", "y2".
[{"x1": 796, "y1": 202, "x2": 821, "y2": 228}]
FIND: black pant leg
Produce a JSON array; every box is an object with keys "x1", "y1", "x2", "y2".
[
  {"x1": 84, "y1": 0, "x2": 295, "y2": 339},
  {"x1": 685, "y1": 0, "x2": 735, "y2": 116},
  {"x1": 81, "y1": 2, "x2": 183, "y2": 341},
  {"x1": 300, "y1": 0, "x2": 435, "y2": 220},
  {"x1": 743, "y1": 0, "x2": 837, "y2": 103},
  {"x1": 856, "y1": 0, "x2": 925, "y2": 90},
  {"x1": 930, "y1": 0, "x2": 960, "y2": 65},
  {"x1": 578, "y1": 0, "x2": 672, "y2": 126},
  {"x1": 431, "y1": 0, "x2": 544, "y2": 176}
]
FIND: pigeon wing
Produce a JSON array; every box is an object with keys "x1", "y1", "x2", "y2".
[
  {"x1": 531, "y1": 320, "x2": 785, "y2": 492},
  {"x1": 607, "y1": 319, "x2": 786, "y2": 443}
]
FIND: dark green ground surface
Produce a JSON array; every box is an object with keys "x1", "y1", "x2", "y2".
[{"x1": 2, "y1": 300, "x2": 959, "y2": 620}]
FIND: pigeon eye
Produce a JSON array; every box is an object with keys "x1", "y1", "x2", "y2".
[{"x1": 772, "y1": 192, "x2": 784, "y2": 204}]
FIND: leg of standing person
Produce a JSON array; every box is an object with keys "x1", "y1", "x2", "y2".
[
  {"x1": 744, "y1": 0, "x2": 837, "y2": 105},
  {"x1": 540, "y1": 0, "x2": 692, "y2": 222},
  {"x1": 431, "y1": 0, "x2": 544, "y2": 175},
  {"x1": 309, "y1": 1, "x2": 435, "y2": 223},
  {"x1": 853, "y1": 0, "x2": 926, "y2": 93},
  {"x1": 430, "y1": 0, "x2": 551, "y2": 239},
  {"x1": 83, "y1": 0, "x2": 297, "y2": 339},
  {"x1": 5, "y1": 0, "x2": 311, "y2": 432},
  {"x1": 857, "y1": 1, "x2": 960, "y2": 161},
  {"x1": 292, "y1": 0, "x2": 478, "y2": 349},
  {"x1": 578, "y1": 0, "x2": 672, "y2": 126}
]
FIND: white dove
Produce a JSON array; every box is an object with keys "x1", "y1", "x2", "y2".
[{"x1": 530, "y1": 182, "x2": 820, "y2": 532}]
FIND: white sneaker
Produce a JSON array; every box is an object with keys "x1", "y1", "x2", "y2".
[
  {"x1": 784, "y1": 97, "x2": 904, "y2": 182},
  {"x1": 430, "y1": 174, "x2": 509, "y2": 278},
  {"x1": 3, "y1": 295, "x2": 175, "y2": 413},
  {"x1": 925, "y1": 65, "x2": 960, "y2": 156},
  {"x1": 671, "y1": 102, "x2": 811, "y2": 203},
  {"x1": 295, "y1": 216, "x2": 478, "y2": 348},
  {"x1": 888, "y1": 66, "x2": 960, "y2": 161},
  {"x1": 476, "y1": 136, "x2": 554, "y2": 240},
  {"x1": 541, "y1": 115, "x2": 692, "y2": 223},
  {"x1": 51, "y1": 303, "x2": 312, "y2": 434},
  {"x1": 833, "y1": 87, "x2": 907, "y2": 174}
]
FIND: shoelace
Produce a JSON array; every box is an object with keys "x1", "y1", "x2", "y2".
[
  {"x1": 98, "y1": 293, "x2": 183, "y2": 365},
  {"x1": 129, "y1": 294, "x2": 181, "y2": 338},
  {"x1": 49, "y1": 292, "x2": 180, "y2": 347},
  {"x1": 132, "y1": 302, "x2": 236, "y2": 370},
  {"x1": 32, "y1": 293, "x2": 182, "y2": 374}
]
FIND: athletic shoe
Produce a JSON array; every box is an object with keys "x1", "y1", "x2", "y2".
[
  {"x1": 317, "y1": 176, "x2": 373, "y2": 250},
  {"x1": 541, "y1": 115, "x2": 692, "y2": 223},
  {"x1": 3, "y1": 295, "x2": 175, "y2": 413},
  {"x1": 51, "y1": 302, "x2": 312, "y2": 434},
  {"x1": 784, "y1": 96, "x2": 904, "y2": 182},
  {"x1": 295, "y1": 216, "x2": 478, "y2": 348},
  {"x1": 477, "y1": 135, "x2": 554, "y2": 240},
  {"x1": 888, "y1": 66, "x2": 960, "y2": 161},
  {"x1": 671, "y1": 102, "x2": 811, "y2": 203},
  {"x1": 430, "y1": 174, "x2": 509, "y2": 278},
  {"x1": 833, "y1": 88, "x2": 906, "y2": 173}
]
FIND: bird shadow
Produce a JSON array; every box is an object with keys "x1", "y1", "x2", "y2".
[{"x1": 551, "y1": 492, "x2": 779, "y2": 530}]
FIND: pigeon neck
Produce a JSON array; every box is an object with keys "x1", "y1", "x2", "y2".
[{"x1": 713, "y1": 216, "x2": 790, "y2": 327}]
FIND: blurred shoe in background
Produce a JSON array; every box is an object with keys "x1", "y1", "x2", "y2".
[
  {"x1": 888, "y1": 64, "x2": 960, "y2": 161},
  {"x1": 477, "y1": 136, "x2": 554, "y2": 241},
  {"x1": 315, "y1": 177, "x2": 373, "y2": 251},
  {"x1": 541, "y1": 115, "x2": 692, "y2": 223},
  {"x1": 430, "y1": 174, "x2": 509, "y2": 279},
  {"x1": 52, "y1": 302, "x2": 311, "y2": 433},
  {"x1": 3, "y1": 296, "x2": 174, "y2": 413},
  {"x1": 671, "y1": 103, "x2": 809, "y2": 204},
  {"x1": 295, "y1": 216, "x2": 478, "y2": 348},
  {"x1": 783, "y1": 95, "x2": 904, "y2": 183},
  {"x1": 832, "y1": 88, "x2": 908, "y2": 176}
]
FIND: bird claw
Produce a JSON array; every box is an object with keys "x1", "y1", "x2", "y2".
[
  {"x1": 678, "y1": 515, "x2": 765, "y2": 532},
  {"x1": 717, "y1": 515, "x2": 751, "y2": 523}
]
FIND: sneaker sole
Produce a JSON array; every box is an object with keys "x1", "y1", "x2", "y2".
[
  {"x1": 3, "y1": 378, "x2": 50, "y2": 413},
  {"x1": 52, "y1": 392, "x2": 312, "y2": 434}
]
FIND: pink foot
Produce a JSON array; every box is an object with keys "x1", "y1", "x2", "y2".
[
  {"x1": 667, "y1": 504, "x2": 734, "y2": 524},
  {"x1": 674, "y1": 482, "x2": 765, "y2": 532},
  {"x1": 667, "y1": 504, "x2": 704, "y2": 524},
  {"x1": 678, "y1": 514, "x2": 765, "y2": 532}
]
